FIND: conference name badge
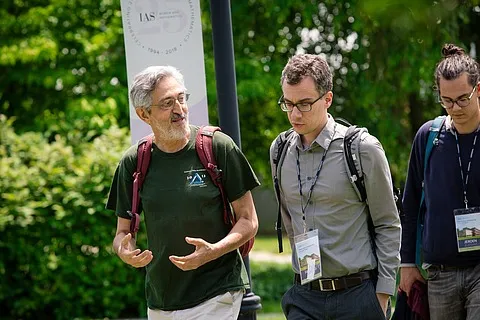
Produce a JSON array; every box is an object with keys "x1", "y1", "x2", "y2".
[
  {"x1": 294, "y1": 229, "x2": 322, "y2": 284},
  {"x1": 454, "y1": 206, "x2": 480, "y2": 252}
]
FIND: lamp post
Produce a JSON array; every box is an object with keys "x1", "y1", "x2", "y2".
[{"x1": 209, "y1": 1, "x2": 262, "y2": 319}]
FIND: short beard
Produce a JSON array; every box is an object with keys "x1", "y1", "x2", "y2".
[{"x1": 152, "y1": 117, "x2": 190, "y2": 142}]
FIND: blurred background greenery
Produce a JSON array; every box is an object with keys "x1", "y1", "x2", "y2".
[{"x1": 1, "y1": 0, "x2": 479, "y2": 319}]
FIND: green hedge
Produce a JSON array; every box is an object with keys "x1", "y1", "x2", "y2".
[
  {"x1": 0, "y1": 115, "x2": 148, "y2": 319},
  {"x1": 250, "y1": 262, "x2": 293, "y2": 312}
]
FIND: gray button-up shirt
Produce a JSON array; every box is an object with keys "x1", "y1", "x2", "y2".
[{"x1": 270, "y1": 114, "x2": 401, "y2": 295}]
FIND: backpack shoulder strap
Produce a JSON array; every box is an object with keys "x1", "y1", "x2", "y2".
[
  {"x1": 130, "y1": 134, "x2": 153, "y2": 237},
  {"x1": 272, "y1": 128, "x2": 295, "y2": 253},
  {"x1": 196, "y1": 126, "x2": 255, "y2": 257},
  {"x1": 272, "y1": 128, "x2": 295, "y2": 167},
  {"x1": 343, "y1": 125, "x2": 369, "y2": 202},
  {"x1": 419, "y1": 115, "x2": 446, "y2": 212},
  {"x1": 195, "y1": 126, "x2": 232, "y2": 225},
  {"x1": 415, "y1": 115, "x2": 446, "y2": 266},
  {"x1": 423, "y1": 116, "x2": 446, "y2": 172},
  {"x1": 343, "y1": 123, "x2": 383, "y2": 268}
]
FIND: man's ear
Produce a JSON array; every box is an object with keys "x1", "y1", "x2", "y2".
[
  {"x1": 324, "y1": 91, "x2": 333, "y2": 109},
  {"x1": 135, "y1": 107, "x2": 151, "y2": 124}
]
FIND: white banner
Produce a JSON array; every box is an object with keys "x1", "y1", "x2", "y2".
[{"x1": 120, "y1": 0, "x2": 209, "y2": 143}]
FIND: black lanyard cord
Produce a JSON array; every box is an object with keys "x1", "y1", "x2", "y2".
[
  {"x1": 295, "y1": 125, "x2": 336, "y2": 230},
  {"x1": 453, "y1": 128, "x2": 479, "y2": 208},
  {"x1": 296, "y1": 147, "x2": 328, "y2": 216}
]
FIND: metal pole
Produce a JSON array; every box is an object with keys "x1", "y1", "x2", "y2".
[
  {"x1": 209, "y1": 0, "x2": 241, "y2": 147},
  {"x1": 209, "y1": 1, "x2": 262, "y2": 319}
]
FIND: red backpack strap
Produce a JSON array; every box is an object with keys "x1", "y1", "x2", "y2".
[
  {"x1": 195, "y1": 126, "x2": 254, "y2": 257},
  {"x1": 195, "y1": 126, "x2": 233, "y2": 225},
  {"x1": 129, "y1": 134, "x2": 153, "y2": 237}
]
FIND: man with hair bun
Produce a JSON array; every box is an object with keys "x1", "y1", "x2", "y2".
[{"x1": 400, "y1": 43, "x2": 480, "y2": 319}]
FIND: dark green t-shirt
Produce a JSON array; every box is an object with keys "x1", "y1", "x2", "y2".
[{"x1": 106, "y1": 125, "x2": 260, "y2": 310}]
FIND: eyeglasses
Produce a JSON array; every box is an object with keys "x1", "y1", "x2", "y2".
[
  {"x1": 278, "y1": 94, "x2": 324, "y2": 112},
  {"x1": 438, "y1": 85, "x2": 478, "y2": 109},
  {"x1": 151, "y1": 93, "x2": 190, "y2": 110}
]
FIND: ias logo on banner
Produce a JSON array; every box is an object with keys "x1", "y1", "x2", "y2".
[
  {"x1": 185, "y1": 169, "x2": 208, "y2": 187},
  {"x1": 124, "y1": 0, "x2": 195, "y2": 56}
]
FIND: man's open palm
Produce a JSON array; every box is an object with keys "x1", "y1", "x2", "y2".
[
  {"x1": 169, "y1": 237, "x2": 216, "y2": 271},
  {"x1": 117, "y1": 233, "x2": 153, "y2": 268}
]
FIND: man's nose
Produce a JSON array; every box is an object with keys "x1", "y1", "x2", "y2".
[
  {"x1": 290, "y1": 106, "x2": 303, "y2": 117},
  {"x1": 451, "y1": 101, "x2": 463, "y2": 110},
  {"x1": 172, "y1": 99, "x2": 185, "y2": 113}
]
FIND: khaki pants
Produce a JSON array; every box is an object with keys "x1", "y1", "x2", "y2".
[{"x1": 147, "y1": 290, "x2": 243, "y2": 320}]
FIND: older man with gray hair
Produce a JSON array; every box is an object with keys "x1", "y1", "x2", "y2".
[{"x1": 106, "y1": 65, "x2": 259, "y2": 319}]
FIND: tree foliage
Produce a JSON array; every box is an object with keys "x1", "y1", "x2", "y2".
[
  {"x1": 0, "y1": 115, "x2": 149, "y2": 319},
  {"x1": 1, "y1": 0, "x2": 480, "y2": 318},
  {"x1": 0, "y1": 0, "x2": 129, "y2": 137},
  {"x1": 202, "y1": 0, "x2": 479, "y2": 182},
  {"x1": 1, "y1": 0, "x2": 479, "y2": 183}
]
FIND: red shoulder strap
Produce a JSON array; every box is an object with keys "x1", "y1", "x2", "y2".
[
  {"x1": 196, "y1": 126, "x2": 254, "y2": 257},
  {"x1": 195, "y1": 126, "x2": 233, "y2": 225},
  {"x1": 130, "y1": 134, "x2": 153, "y2": 237}
]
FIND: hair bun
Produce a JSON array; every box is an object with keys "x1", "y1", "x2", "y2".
[{"x1": 442, "y1": 43, "x2": 465, "y2": 58}]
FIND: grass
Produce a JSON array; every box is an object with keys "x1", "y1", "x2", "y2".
[
  {"x1": 257, "y1": 298, "x2": 285, "y2": 319},
  {"x1": 258, "y1": 301, "x2": 285, "y2": 314},
  {"x1": 252, "y1": 236, "x2": 292, "y2": 254},
  {"x1": 258, "y1": 313, "x2": 286, "y2": 320},
  {"x1": 249, "y1": 238, "x2": 292, "y2": 319}
]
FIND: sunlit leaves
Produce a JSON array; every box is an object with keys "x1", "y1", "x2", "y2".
[
  {"x1": 0, "y1": 0, "x2": 128, "y2": 134},
  {"x1": 0, "y1": 115, "x2": 142, "y2": 319}
]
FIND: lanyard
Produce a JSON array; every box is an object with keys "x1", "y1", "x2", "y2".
[
  {"x1": 453, "y1": 128, "x2": 479, "y2": 208},
  {"x1": 295, "y1": 127, "x2": 335, "y2": 232}
]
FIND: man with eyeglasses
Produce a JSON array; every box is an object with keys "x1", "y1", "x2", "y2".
[
  {"x1": 106, "y1": 66, "x2": 260, "y2": 320},
  {"x1": 400, "y1": 43, "x2": 480, "y2": 320},
  {"x1": 269, "y1": 54, "x2": 401, "y2": 319}
]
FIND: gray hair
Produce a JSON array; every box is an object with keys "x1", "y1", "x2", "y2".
[
  {"x1": 280, "y1": 54, "x2": 333, "y2": 95},
  {"x1": 130, "y1": 66, "x2": 185, "y2": 110}
]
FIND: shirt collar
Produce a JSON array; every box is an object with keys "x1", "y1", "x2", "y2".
[
  {"x1": 444, "y1": 115, "x2": 455, "y2": 134},
  {"x1": 293, "y1": 114, "x2": 336, "y2": 151},
  {"x1": 444, "y1": 115, "x2": 480, "y2": 134}
]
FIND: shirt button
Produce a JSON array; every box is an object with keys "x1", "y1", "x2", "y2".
[{"x1": 307, "y1": 177, "x2": 312, "y2": 181}]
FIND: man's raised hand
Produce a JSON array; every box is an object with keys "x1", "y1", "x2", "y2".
[{"x1": 117, "y1": 233, "x2": 153, "y2": 268}]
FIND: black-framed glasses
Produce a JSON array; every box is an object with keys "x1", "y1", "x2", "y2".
[
  {"x1": 438, "y1": 85, "x2": 478, "y2": 109},
  {"x1": 278, "y1": 94, "x2": 324, "y2": 112},
  {"x1": 151, "y1": 93, "x2": 190, "y2": 110}
]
